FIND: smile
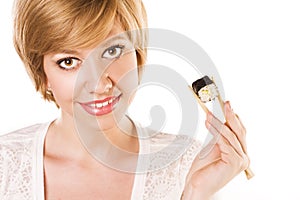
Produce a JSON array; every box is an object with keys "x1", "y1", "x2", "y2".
[{"x1": 79, "y1": 95, "x2": 121, "y2": 116}]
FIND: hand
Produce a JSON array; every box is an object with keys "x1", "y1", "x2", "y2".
[{"x1": 182, "y1": 101, "x2": 250, "y2": 200}]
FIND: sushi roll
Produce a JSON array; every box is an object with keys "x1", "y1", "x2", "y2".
[{"x1": 192, "y1": 75, "x2": 219, "y2": 103}]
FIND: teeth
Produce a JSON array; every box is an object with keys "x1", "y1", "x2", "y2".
[
  {"x1": 96, "y1": 103, "x2": 103, "y2": 108},
  {"x1": 92, "y1": 97, "x2": 116, "y2": 109}
]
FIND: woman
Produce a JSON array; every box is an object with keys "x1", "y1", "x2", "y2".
[{"x1": 0, "y1": 0, "x2": 250, "y2": 199}]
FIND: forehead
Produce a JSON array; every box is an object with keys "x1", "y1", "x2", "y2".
[
  {"x1": 98, "y1": 23, "x2": 129, "y2": 46},
  {"x1": 52, "y1": 22, "x2": 129, "y2": 55}
]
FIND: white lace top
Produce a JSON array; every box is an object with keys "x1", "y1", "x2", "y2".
[{"x1": 0, "y1": 121, "x2": 202, "y2": 200}]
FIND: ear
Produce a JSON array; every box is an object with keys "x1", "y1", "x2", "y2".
[{"x1": 46, "y1": 81, "x2": 51, "y2": 89}]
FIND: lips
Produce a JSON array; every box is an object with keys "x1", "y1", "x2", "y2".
[{"x1": 79, "y1": 95, "x2": 121, "y2": 116}]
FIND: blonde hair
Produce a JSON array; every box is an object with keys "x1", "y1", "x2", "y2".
[{"x1": 13, "y1": 0, "x2": 148, "y2": 103}]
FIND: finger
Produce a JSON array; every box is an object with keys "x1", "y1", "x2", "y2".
[
  {"x1": 217, "y1": 134, "x2": 249, "y2": 172},
  {"x1": 235, "y1": 113, "x2": 246, "y2": 133},
  {"x1": 197, "y1": 133, "x2": 219, "y2": 160},
  {"x1": 216, "y1": 134, "x2": 238, "y2": 164},
  {"x1": 224, "y1": 101, "x2": 246, "y2": 136},
  {"x1": 188, "y1": 143, "x2": 221, "y2": 182},
  {"x1": 224, "y1": 101, "x2": 247, "y2": 153},
  {"x1": 234, "y1": 113, "x2": 248, "y2": 152},
  {"x1": 205, "y1": 116, "x2": 245, "y2": 158}
]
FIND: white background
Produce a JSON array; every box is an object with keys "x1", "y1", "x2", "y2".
[{"x1": 1, "y1": 0, "x2": 300, "y2": 199}]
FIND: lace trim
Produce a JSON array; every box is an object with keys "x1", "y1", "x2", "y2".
[
  {"x1": 0, "y1": 124, "x2": 41, "y2": 199},
  {"x1": 142, "y1": 133, "x2": 201, "y2": 200}
]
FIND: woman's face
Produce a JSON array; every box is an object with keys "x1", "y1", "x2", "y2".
[{"x1": 43, "y1": 24, "x2": 139, "y2": 131}]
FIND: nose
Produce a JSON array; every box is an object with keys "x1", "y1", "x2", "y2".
[
  {"x1": 80, "y1": 50, "x2": 113, "y2": 94},
  {"x1": 93, "y1": 73, "x2": 113, "y2": 94}
]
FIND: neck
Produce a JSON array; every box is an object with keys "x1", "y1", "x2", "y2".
[
  {"x1": 45, "y1": 111, "x2": 86, "y2": 160},
  {"x1": 44, "y1": 111, "x2": 139, "y2": 164}
]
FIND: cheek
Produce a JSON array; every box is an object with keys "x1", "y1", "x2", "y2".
[
  {"x1": 108, "y1": 51, "x2": 138, "y2": 91},
  {"x1": 109, "y1": 51, "x2": 137, "y2": 76},
  {"x1": 47, "y1": 72, "x2": 77, "y2": 106}
]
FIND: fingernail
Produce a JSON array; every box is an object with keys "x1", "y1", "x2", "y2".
[
  {"x1": 227, "y1": 101, "x2": 232, "y2": 110},
  {"x1": 207, "y1": 111, "x2": 212, "y2": 121}
]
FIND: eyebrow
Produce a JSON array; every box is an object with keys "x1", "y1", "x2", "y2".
[
  {"x1": 100, "y1": 34, "x2": 130, "y2": 47},
  {"x1": 60, "y1": 49, "x2": 81, "y2": 55},
  {"x1": 56, "y1": 34, "x2": 130, "y2": 55}
]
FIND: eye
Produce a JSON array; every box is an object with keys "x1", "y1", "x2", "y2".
[
  {"x1": 56, "y1": 57, "x2": 81, "y2": 70},
  {"x1": 102, "y1": 45, "x2": 124, "y2": 59}
]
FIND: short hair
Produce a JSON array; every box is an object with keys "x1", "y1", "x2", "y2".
[{"x1": 13, "y1": 0, "x2": 148, "y2": 103}]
